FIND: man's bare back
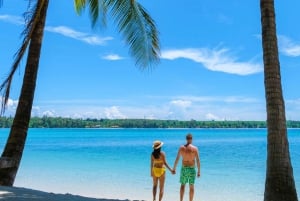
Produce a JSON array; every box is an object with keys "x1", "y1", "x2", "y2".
[{"x1": 180, "y1": 144, "x2": 198, "y2": 167}]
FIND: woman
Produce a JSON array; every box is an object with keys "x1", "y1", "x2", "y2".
[{"x1": 151, "y1": 140, "x2": 173, "y2": 201}]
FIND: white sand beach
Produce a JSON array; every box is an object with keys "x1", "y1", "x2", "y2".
[{"x1": 0, "y1": 186, "x2": 138, "y2": 201}]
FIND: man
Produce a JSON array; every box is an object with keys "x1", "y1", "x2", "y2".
[{"x1": 173, "y1": 133, "x2": 200, "y2": 201}]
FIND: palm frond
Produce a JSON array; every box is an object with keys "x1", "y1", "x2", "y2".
[
  {"x1": 74, "y1": 0, "x2": 159, "y2": 67},
  {"x1": 0, "y1": 0, "x2": 46, "y2": 115},
  {"x1": 87, "y1": 0, "x2": 99, "y2": 27},
  {"x1": 74, "y1": 0, "x2": 107, "y2": 27},
  {"x1": 107, "y1": 0, "x2": 160, "y2": 68},
  {"x1": 74, "y1": 0, "x2": 86, "y2": 15}
]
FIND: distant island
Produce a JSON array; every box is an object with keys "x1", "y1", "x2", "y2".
[{"x1": 1, "y1": 116, "x2": 300, "y2": 128}]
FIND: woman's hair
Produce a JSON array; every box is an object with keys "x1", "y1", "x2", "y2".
[{"x1": 152, "y1": 148, "x2": 161, "y2": 159}]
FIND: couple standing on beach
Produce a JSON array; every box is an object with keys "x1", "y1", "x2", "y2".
[{"x1": 151, "y1": 133, "x2": 201, "y2": 201}]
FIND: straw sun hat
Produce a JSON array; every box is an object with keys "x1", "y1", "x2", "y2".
[{"x1": 153, "y1": 140, "x2": 164, "y2": 150}]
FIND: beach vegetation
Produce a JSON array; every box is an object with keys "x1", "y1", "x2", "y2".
[{"x1": 1, "y1": 116, "x2": 300, "y2": 128}]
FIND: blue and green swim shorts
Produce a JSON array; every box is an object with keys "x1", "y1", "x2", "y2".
[{"x1": 180, "y1": 166, "x2": 196, "y2": 185}]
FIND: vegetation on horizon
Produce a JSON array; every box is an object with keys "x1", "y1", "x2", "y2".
[{"x1": 1, "y1": 117, "x2": 300, "y2": 128}]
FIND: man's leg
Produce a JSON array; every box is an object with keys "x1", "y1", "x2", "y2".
[
  {"x1": 189, "y1": 184, "x2": 194, "y2": 201},
  {"x1": 180, "y1": 184, "x2": 185, "y2": 201},
  {"x1": 153, "y1": 177, "x2": 158, "y2": 201},
  {"x1": 158, "y1": 173, "x2": 165, "y2": 201},
  {"x1": 188, "y1": 167, "x2": 196, "y2": 201},
  {"x1": 180, "y1": 167, "x2": 187, "y2": 201}
]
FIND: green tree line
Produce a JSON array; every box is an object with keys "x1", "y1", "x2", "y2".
[{"x1": 1, "y1": 117, "x2": 300, "y2": 128}]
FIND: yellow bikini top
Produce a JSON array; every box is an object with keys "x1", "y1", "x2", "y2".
[{"x1": 153, "y1": 158, "x2": 164, "y2": 165}]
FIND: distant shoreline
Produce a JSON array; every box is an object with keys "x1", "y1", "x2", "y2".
[{"x1": 1, "y1": 117, "x2": 300, "y2": 128}]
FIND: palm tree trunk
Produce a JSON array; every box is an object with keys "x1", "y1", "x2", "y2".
[
  {"x1": 260, "y1": 0, "x2": 298, "y2": 200},
  {"x1": 0, "y1": 0, "x2": 49, "y2": 186}
]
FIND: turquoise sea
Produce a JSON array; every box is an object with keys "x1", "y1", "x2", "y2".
[{"x1": 0, "y1": 128, "x2": 299, "y2": 201}]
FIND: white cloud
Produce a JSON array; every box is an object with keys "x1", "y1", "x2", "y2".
[
  {"x1": 174, "y1": 96, "x2": 217, "y2": 103},
  {"x1": 102, "y1": 54, "x2": 124, "y2": 61},
  {"x1": 1, "y1": 98, "x2": 18, "y2": 110},
  {"x1": 168, "y1": 100, "x2": 193, "y2": 119},
  {"x1": 170, "y1": 100, "x2": 192, "y2": 108},
  {"x1": 104, "y1": 106, "x2": 126, "y2": 119},
  {"x1": 6, "y1": 98, "x2": 18, "y2": 108},
  {"x1": 0, "y1": 14, "x2": 24, "y2": 25},
  {"x1": 31, "y1": 106, "x2": 41, "y2": 115},
  {"x1": 145, "y1": 114, "x2": 156, "y2": 120},
  {"x1": 173, "y1": 95, "x2": 259, "y2": 104},
  {"x1": 164, "y1": 96, "x2": 264, "y2": 120},
  {"x1": 45, "y1": 26, "x2": 113, "y2": 45},
  {"x1": 161, "y1": 48, "x2": 262, "y2": 75},
  {"x1": 0, "y1": 15, "x2": 113, "y2": 45},
  {"x1": 278, "y1": 35, "x2": 300, "y2": 57},
  {"x1": 1, "y1": 96, "x2": 270, "y2": 120},
  {"x1": 42, "y1": 110, "x2": 57, "y2": 117},
  {"x1": 255, "y1": 34, "x2": 300, "y2": 57},
  {"x1": 286, "y1": 98, "x2": 300, "y2": 120},
  {"x1": 0, "y1": 97, "x2": 18, "y2": 116},
  {"x1": 286, "y1": 98, "x2": 300, "y2": 105},
  {"x1": 223, "y1": 96, "x2": 259, "y2": 103},
  {"x1": 205, "y1": 113, "x2": 221, "y2": 120}
]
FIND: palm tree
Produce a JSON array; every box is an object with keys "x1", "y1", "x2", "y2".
[
  {"x1": 0, "y1": 0, "x2": 49, "y2": 186},
  {"x1": 260, "y1": 0, "x2": 298, "y2": 200},
  {"x1": 0, "y1": 0, "x2": 159, "y2": 186}
]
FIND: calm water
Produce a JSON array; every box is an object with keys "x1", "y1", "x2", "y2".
[{"x1": 0, "y1": 128, "x2": 299, "y2": 201}]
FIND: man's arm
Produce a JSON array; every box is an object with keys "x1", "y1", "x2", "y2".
[
  {"x1": 173, "y1": 148, "x2": 181, "y2": 174},
  {"x1": 195, "y1": 148, "x2": 200, "y2": 177}
]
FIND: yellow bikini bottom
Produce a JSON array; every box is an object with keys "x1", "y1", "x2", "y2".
[{"x1": 153, "y1": 167, "x2": 166, "y2": 177}]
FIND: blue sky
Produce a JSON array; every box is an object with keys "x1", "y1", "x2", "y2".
[{"x1": 1, "y1": 0, "x2": 300, "y2": 120}]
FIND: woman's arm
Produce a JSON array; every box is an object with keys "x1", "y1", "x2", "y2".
[
  {"x1": 150, "y1": 154, "x2": 153, "y2": 177},
  {"x1": 162, "y1": 152, "x2": 174, "y2": 173}
]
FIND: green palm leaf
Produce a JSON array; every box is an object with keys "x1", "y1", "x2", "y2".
[
  {"x1": 74, "y1": 0, "x2": 86, "y2": 13},
  {"x1": 75, "y1": 0, "x2": 160, "y2": 68},
  {"x1": 75, "y1": 0, "x2": 106, "y2": 27},
  {"x1": 109, "y1": 0, "x2": 160, "y2": 68}
]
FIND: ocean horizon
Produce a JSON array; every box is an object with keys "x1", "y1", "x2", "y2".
[{"x1": 0, "y1": 128, "x2": 299, "y2": 201}]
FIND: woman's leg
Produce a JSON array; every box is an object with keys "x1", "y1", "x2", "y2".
[
  {"x1": 158, "y1": 173, "x2": 166, "y2": 201},
  {"x1": 153, "y1": 176, "x2": 158, "y2": 201}
]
